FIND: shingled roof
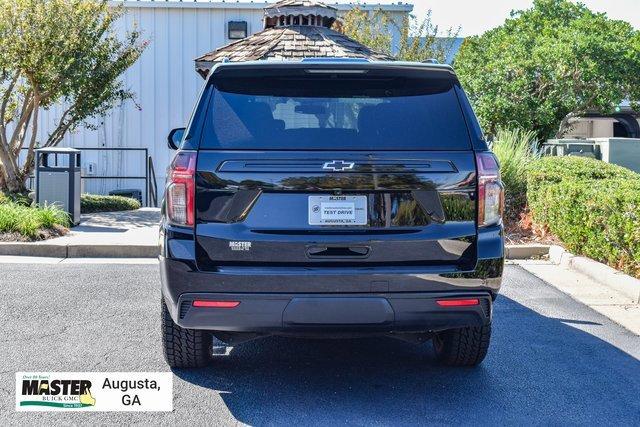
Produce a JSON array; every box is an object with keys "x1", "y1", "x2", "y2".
[{"x1": 194, "y1": 0, "x2": 393, "y2": 78}]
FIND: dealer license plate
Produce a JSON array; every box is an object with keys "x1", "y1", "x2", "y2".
[{"x1": 308, "y1": 195, "x2": 367, "y2": 226}]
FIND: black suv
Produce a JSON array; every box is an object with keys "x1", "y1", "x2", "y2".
[{"x1": 160, "y1": 59, "x2": 504, "y2": 368}]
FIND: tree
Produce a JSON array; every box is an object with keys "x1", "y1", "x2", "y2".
[
  {"x1": 454, "y1": 0, "x2": 640, "y2": 140},
  {"x1": 0, "y1": 0, "x2": 146, "y2": 194},
  {"x1": 336, "y1": 8, "x2": 460, "y2": 63}
]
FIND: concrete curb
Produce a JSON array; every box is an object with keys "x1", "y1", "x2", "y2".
[
  {"x1": 548, "y1": 245, "x2": 640, "y2": 303},
  {"x1": 505, "y1": 244, "x2": 550, "y2": 260},
  {"x1": 0, "y1": 242, "x2": 68, "y2": 258},
  {"x1": 0, "y1": 242, "x2": 159, "y2": 258}
]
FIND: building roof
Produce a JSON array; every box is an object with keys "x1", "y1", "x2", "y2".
[
  {"x1": 195, "y1": 25, "x2": 393, "y2": 77},
  {"x1": 194, "y1": 0, "x2": 396, "y2": 77},
  {"x1": 110, "y1": 1, "x2": 413, "y2": 13}
]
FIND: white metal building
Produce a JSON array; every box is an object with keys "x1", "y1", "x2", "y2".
[{"x1": 31, "y1": 0, "x2": 412, "y2": 205}]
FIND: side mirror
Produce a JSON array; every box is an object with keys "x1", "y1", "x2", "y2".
[{"x1": 167, "y1": 127, "x2": 186, "y2": 150}]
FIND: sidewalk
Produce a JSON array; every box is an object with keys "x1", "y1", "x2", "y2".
[
  {"x1": 513, "y1": 259, "x2": 640, "y2": 335},
  {"x1": 0, "y1": 208, "x2": 160, "y2": 258}
]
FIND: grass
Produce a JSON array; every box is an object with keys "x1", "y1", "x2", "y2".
[
  {"x1": 0, "y1": 198, "x2": 70, "y2": 240},
  {"x1": 81, "y1": 194, "x2": 141, "y2": 213},
  {"x1": 0, "y1": 191, "x2": 140, "y2": 240},
  {"x1": 490, "y1": 128, "x2": 539, "y2": 221}
]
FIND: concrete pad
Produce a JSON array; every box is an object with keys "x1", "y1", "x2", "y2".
[
  {"x1": 0, "y1": 208, "x2": 160, "y2": 258},
  {"x1": 515, "y1": 260, "x2": 640, "y2": 335},
  {"x1": 547, "y1": 245, "x2": 640, "y2": 303},
  {"x1": 595, "y1": 305, "x2": 640, "y2": 332},
  {"x1": 569, "y1": 256, "x2": 640, "y2": 303}
]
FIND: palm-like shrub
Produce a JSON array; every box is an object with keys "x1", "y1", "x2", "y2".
[{"x1": 489, "y1": 128, "x2": 538, "y2": 220}]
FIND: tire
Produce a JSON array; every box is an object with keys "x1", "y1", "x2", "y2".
[
  {"x1": 161, "y1": 298, "x2": 212, "y2": 368},
  {"x1": 432, "y1": 324, "x2": 491, "y2": 367}
]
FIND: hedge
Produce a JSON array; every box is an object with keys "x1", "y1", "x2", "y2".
[
  {"x1": 527, "y1": 156, "x2": 640, "y2": 277},
  {"x1": 80, "y1": 194, "x2": 141, "y2": 213},
  {"x1": 527, "y1": 155, "x2": 639, "y2": 194}
]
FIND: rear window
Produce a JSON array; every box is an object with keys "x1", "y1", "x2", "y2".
[{"x1": 200, "y1": 75, "x2": 471, "y2": 150}]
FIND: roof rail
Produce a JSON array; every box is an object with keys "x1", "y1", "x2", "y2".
[{"x1": 422, "y1": 58, "x2": 439, "y2": 64}]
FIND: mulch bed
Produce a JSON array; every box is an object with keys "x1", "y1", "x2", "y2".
[
  {"x1": 0, "y1": 225, "x2": 68, "y2": 242},
  {"x1": 503, "y1": 209, "x2": 559, "y2": 246}
]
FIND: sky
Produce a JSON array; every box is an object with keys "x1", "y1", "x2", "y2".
[{"x1": 377, "y1": 0, "x2": 640, "y2": 36}]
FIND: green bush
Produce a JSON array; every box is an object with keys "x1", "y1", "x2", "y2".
[
  {"x1": 527, "y1": 156, "x2": 639, "y2": 194},
  {"x1": 527, "y1": 156, "x2": 640, "y2": 277},
  {"x1": 81, "y1": 194, "x2": 141, "y2": 213},
  {"x1": 490, "y1": 128, "x2": 538, "y2": 219},
  {"x1": 0, "y1": 201, "x2": 69, "y2": 239}
]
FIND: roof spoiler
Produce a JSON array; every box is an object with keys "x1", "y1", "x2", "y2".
[{"x1": 300, "y1": 57, "x2": 371, "y2": 63}]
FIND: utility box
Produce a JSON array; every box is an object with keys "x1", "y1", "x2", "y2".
[
  {"x1": 35, "y1": 147, "x2": 81, "y2": 225},
  {"x1": 542, "y1": 138, "x2": 640, "y2": 174},
  {"x1": 592, "y1": 138, "x2": 640, "y2": 174},
  {"x1": 542, "y1": 139, "x2": 601, "y2": 159}
]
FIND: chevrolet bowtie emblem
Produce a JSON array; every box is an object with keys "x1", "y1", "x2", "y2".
[{"x1": 322, "y1": 160, "x2": 355, "y2": 172}]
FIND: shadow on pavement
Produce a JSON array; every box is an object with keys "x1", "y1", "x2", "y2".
[
  {"x1": 174, "y1": 295, "x2": 640, "y2": 425},
  {"x1": 69, "y1": 225, "x2": 129, "y2": 233},
  {"x1": 79, "y1": 209, "x2": 160, "y2": 229}
]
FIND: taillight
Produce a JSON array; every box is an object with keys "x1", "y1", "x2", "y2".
[
  {"x1": 166, "y1": 151, "x2": 196, "y2": 227},
  {"x1": 192, "y1": 300, "x2": 240, "y2": 308},
  {"x1": 436, "y1": 298, "x2": 480, "y2": 307},
  {"x1": 476, "y1": 152, "x2": 504, "y2": 227}
]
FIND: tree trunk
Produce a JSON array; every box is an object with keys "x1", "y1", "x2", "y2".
[
  {"x1": 0, "y1": 151, "x2": 25, "y2": 194},
  {"x1": 0, "y1": 123, "x2": 30, "y2": 194},
  {"x1": 19, "y1": 95, "x2": 41, "y2": 186}
]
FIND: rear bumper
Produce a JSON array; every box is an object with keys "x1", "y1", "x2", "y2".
[
  {"x1": 159, "y1": 224, "x2": 503, "y2": 334},
  {"x1": 168, "y1": 292, "x2": 492, "y2": 333}
]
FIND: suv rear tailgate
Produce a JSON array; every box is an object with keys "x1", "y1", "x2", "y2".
[{"x1": 195, "y1": 150, "x2": 476, "y2": 271}]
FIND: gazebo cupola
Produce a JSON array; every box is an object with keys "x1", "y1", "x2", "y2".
[
  {"x1": 194, "y1": 0, "x2": 393, "y2": 78},
  {"x1": 263, "y1": 0, "x2": 337, "y2": 29}
]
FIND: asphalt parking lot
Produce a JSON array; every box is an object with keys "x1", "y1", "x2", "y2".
[{"x1": 1, "y1": 262, "x2": 639, "y2": 425}]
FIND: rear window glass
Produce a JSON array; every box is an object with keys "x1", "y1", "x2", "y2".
[{"x1": 200, "y1": 76, "x2": 471, "y2": 150}]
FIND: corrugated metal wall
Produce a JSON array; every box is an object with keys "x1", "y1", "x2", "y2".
[{"x1": 29, "y1": 1, "x2": 410, "y2": 204}]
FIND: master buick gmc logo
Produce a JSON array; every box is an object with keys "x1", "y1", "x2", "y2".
[
  {"x1": 323, "y1": 160, "x2": 355, "y2": 172},
  {"x1": 229, "y1": 241, "x2": 251, "y2": 251}
]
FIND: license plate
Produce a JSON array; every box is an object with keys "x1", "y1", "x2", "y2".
[{"x1": 308, "y1": 195, "x2": 367, "y2": 225}]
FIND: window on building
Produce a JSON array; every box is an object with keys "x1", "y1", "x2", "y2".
[{"x1": 228, "y1": 21, "x2": 248, "y2": 39}]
